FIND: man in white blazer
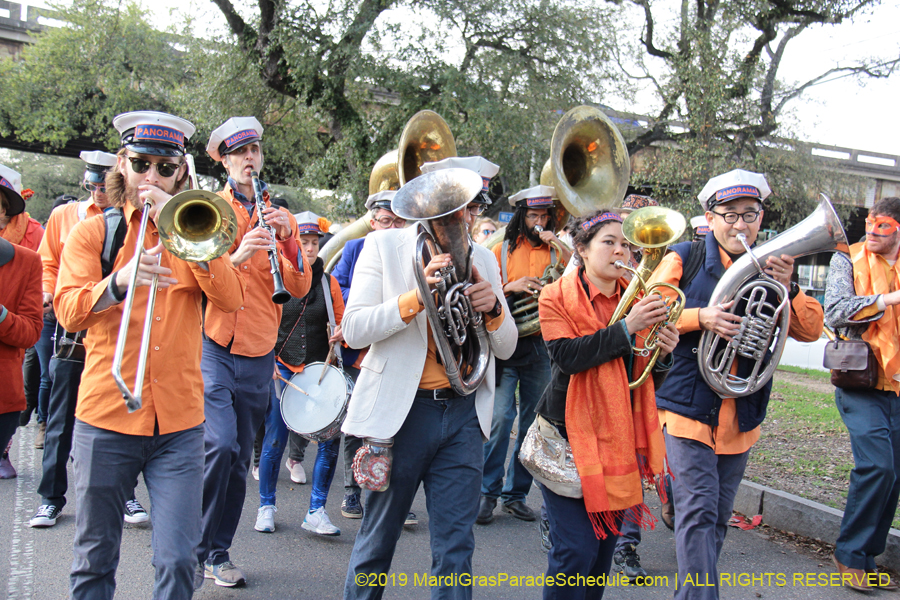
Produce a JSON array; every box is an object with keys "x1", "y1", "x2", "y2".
[{"x1": 341, "y1": 168, "x2": 517, "y2": 600}]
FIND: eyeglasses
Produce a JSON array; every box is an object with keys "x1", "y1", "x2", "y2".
[
  {"x1": 84, "y1": 183, "x2": 106, "y2": 193},
  {"x1": 710, "y1": 210, "x2": 760, "y2": 224},
  {"x1": 374, "y1": 216, "x2": 407, "y2": 228},
  {"x1": 524, "y1": 212, "x2": 549, "y2": 222},
  {"x1": 466, "y1": 204, "x2": 486, "y2": 217},
  {"x1": 127, "y1": 157, "x2": 182, "y2": 179}
]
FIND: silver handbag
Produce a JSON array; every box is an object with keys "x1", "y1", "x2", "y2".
[{"x1": 519, "y1": 415, "x2": 582, "y2": 498}]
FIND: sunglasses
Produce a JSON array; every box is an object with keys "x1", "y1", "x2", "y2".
[
  {"x1": 127, "y1": 157, "x2": 182, "y2": 179},
  {"x1": 481, "y1": 229, "x2": 496, "y2": 236}
]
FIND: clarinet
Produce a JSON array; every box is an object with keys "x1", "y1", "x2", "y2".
[{"x1": 250, "y1": 170, "x2": 291, "y2": 304}]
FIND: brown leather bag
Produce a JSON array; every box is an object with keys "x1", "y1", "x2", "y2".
[{"x1": 823, "y1": 339, "x2": 878, "y2": 390}]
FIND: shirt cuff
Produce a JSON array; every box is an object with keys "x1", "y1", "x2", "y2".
[
  {"x1": 399, "y1": 290, "x2": 423, "y2": 324},
  {"x1": 877, "y1": 294, "x2": 887, "y2": 311},
  {"x1": 676, "y1": 307, "x2": 701, "y2": 333},
  {"x1": 278, "y1": 237, "x2": 301, "y2": 271},
  {"x1": 485, "y1": 306, "x2": 505, "y2": 332}
]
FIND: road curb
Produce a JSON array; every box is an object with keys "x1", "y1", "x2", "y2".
[{"x1": 734, "y1": 479, "x2": 900, "y2": 571}]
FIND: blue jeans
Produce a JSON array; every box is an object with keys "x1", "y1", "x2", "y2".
[
  {"x1": 344, "y1": 392, "x2": 482, "y2": 600},
  {"x1": 258, "y1": 363, "x2": 339, "y2": 510},
  {"x1": 665, "y1": 428, "x2": 749, "y2": 600},
  {"x1": 834, "y1": 387, "x2": 900, "y2": 570},
  {"x1": 34, "y1": 316, "x2": 55, "y2": 422},
  {"x1": 70, "y1": 420, "x2": 203, "y2": 600},
  {"x1": 197, "y1": 340, "x2": 272, "y2": 566},
  {"x1": 481, "y1": 343, "x2": 551, "y2": 503},
  {"x1": 540, "y1": 484, "x2": 620, "y2": 600}
]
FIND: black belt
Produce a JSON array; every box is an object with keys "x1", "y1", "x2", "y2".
[{"x1": 415, "y1": 388, "x2": 456, "y2": 400}]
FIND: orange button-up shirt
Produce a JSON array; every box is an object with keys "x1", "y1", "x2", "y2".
[
  {"x1": 493, "y1": 236, "x2": 552, "y2": 287},
  {"x1": 55, "y1": 202, "x2": 246, "y2": 436},
  {"x1": 648, "y1": 246, "x2": 824, "y2": 453},
  {"x1": 203, "y1": 183, "x2": 312, "y2": 357},
  {"x1": 38, "y1": 200, "x2": 104, "y2": 295},
  {"x1": 397, "y1": 290, "x2": 505, "y2": 390}
]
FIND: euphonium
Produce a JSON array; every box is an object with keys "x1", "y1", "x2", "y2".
[
  {"x1": 698, "y1": 194, "x2": 849, "y2": 397},
  {"x1": 508, "y1": 225, "x2": 569, "y2": 337},
  {"x1": 392, "y1": 168, "x2": 491, "y2": 396},
  {"x1": 113, "y1": 155, "x2": 237, "y2": 412},
  {"x1": 608, "y1": 206, "x2": 687, "y2": 389}
]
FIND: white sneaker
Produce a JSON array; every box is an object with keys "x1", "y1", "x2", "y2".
[
  {"x1": 251, "y1": 465, "x2": 259, "y2": 481},
  {"x1": 254, "y1": 505, "x2": 276, "y2": 533},
  {"x1": 123, "y1": 498, "x2": 149, "y2": 524},
  {"x1": 302, "y1": 507, "x2": 340, "y2": 536},
  {"x1": 285, "y1": 458, "x2": 306, "y2": 484}
]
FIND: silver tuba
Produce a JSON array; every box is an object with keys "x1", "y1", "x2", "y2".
[
  {"x1": 698, "y1": 194, "x2": 849, "y2": 397},
  {"x1": 391, "y1": 168, "x2": 492, "y2": 396}
]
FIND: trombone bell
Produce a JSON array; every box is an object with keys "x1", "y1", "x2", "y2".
[{"x1": 157, "y1": 190, "x2": 237, "y2": 262}]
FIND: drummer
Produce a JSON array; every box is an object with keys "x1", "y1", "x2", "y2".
[{"x1": 255, "y1": 212, "x2": 346, "y2": 536}]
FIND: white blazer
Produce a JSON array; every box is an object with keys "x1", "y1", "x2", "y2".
[{"x1": 341, "y1": 225, "x2": 517, "y2": 441}]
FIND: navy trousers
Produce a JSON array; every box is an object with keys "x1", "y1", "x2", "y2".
[
  {"x1": 37, "y1": 356, "x2": 83, "y2": 507},
  {"x1": 197, "y1": 340, "x2": 272, "y2": 566},
  {"x1": 834, "y1": 387, "x2": 900, "y2": 570},
  {"x1": 344, "y1": 392, "x2": 482, "y2": 600}
]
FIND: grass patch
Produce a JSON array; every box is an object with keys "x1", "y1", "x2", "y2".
[
  {"x1": 767, "y1": 381, "x2": 843, "y2": 435},
  {"x1": 776, "y1": 365, "x2": 831, "y2": 381}
]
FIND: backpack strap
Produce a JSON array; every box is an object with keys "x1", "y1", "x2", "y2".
[
  {"x1": 500, "y1": 239, "x2": 510, "y2": 285},
  {"x1": 322, "y1": 274, "x2": 342, "y2": 363},
  {"x1": 100, "y1": 208, "x2": 127, "y2": 279},
  {"x1": 679, "y1": 240, "x2": 705, "y2": 290}
]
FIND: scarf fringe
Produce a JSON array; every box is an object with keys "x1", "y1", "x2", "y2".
[{"x1": 587, "y1": 502, "x2": 657, "y2": 541}]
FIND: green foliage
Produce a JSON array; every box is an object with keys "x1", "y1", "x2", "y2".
[{"x1": 2, "y1": 150, "x2": 84, "y2": 222}]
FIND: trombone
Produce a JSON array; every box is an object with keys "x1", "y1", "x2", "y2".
[{"x1": 112, "y1": 155, "x2": 238, "y2": 412}]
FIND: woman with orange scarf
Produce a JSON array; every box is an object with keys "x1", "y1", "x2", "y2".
[
  {"x1": 536, "y1": 210, "x2": 678, "y2": 599},
  {"x1": 824, "y1": 196, "x2": 900, "y2": 592},
  {"x1": 0, "y1": 166, "x2": 42, "y2": 253}
]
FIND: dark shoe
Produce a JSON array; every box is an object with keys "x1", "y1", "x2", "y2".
[
  {"x1": 404, "y1": 511, "x2": 418, "y2": 526},
  {"x1": 502, "y1": 500, "x2": 537, "y2": 521},
  {"x1": 660, "y1": 498, "x2": 675, "y2": 530},
  {"x1": 123, "y1": 498, "x2": 149, "y2": 524},
  {"x1": 832, "y1": 554, "x2": 873, "y2": 592},
  {"x1": 34, "y1": 422, "x2": 46, "y2": 450},
  {"x1": 613, "y1": 543, "x2": 648, "y2": 581},
  {"x1": 539, "y1": 517, "x2": 551, "y2": 553},
  {"x1": 0, "y1": 455, "x2": 16, "y2": 479},
  {"x1": 30, "y1": 504, "x2": 62, "y2": 527},
  {"x1": 341, "y1": 493, "x2": 363, "y2": 519},
  {"x1": 193, "y1": 562, "x2": 205, "y2": 591},
  {"x1": 18, "y1": 406, "x2": 34, "y2": 427},
  {"x1": 476, "y1": 496, "x2": 497, "y2": 525},
  {"x1": 867, "y1": 569, "x2": 899, "y2": 590}
]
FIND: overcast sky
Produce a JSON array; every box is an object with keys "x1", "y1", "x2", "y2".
[{"x1": 20, "y1": 0, "x2": 900, "y2": 157}]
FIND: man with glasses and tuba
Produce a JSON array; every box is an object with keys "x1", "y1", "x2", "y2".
[
  {"x1": 647, "y1": 169, "x2": 823, "y2": 600},
  {"x1": 31, "y1": 150, "x2": 148, "y2": 528},
  {"x1": 197, "y1": 116, "x2": 311, "y2": 589},
  {"x1": 54, "y1": 111, "x2": 246, "y2": 600},
  {"x1": 478, "y1": 184, "x2": 571, "y2": 526},
  {"x1": 341, "y1": 166, "x2": 516, "y2": 600}
]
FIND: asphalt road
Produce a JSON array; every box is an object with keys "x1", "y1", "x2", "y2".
[{"x1": 0, "y1": 421, "x2": 871, "y2": 599}]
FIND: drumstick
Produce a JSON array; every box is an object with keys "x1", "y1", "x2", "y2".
[
  {"x1": 275, "y1": 373, "x2": 309, "y2": 396},
  {"x1": 318, "y1": 323, "x2": 336, "y2": 385}
]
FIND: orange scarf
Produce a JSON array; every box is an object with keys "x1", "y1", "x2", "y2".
[
  {"x1": 0, "y1": 212, "x2": 29, "y2": 246},
  {"x1": 539, "y1": 270, "x2": 668, "y2": 539},
  {"x1": 851, "y1": 242, "x2": 900, "y2": 394}
]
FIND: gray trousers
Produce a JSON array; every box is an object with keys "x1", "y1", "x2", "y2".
[
  {"x1": 665, "y1": 428, "x2": 749, "y2": 600},
  {"x1": 70, "y1": 419, "x2": 204, "y2": 600}
]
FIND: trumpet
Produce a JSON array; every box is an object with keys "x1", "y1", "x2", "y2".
[
  {"x1": 608, "y1": 206, "x2": 687, "y2": 389},
  {"x1": 508, "y1": 225, "x2": 569, "y2": 337},
  {"x1": 112, "y1": 155, "x2": 238, "y2": 412}
]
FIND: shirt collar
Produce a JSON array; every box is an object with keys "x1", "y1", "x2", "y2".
[{"x1": 226, "y1": 176, "x2": 267, "y2": 205}]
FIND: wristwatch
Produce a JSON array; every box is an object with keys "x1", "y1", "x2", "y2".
[{"x1": 486, "y1": 298, "x2": 503, "y2": 319}]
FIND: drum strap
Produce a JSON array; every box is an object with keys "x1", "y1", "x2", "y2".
[
  {"x1": 322, "y1": 274, "x2": 342, "y2": 364},
  {"x1": 500, "y1": 239, "x2": 555, "y2": 286}
]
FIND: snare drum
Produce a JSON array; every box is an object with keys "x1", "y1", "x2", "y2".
[{"x1": 280, "y1": 362, "x2": 354, "y2": 443}]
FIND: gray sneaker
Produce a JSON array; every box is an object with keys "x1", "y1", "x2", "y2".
[
  {"x1": 255, "y1": 505, "x2": 276, "y2": 533},
  {"x1": 204, "y1": 560, "x2": 246, "y2": 587},
  {"x1": 193, "y1": 562, "x2": 205, "y2": 591},
  {"x1": 613, "y1": 543, "x2": 648, "y2": 582}
]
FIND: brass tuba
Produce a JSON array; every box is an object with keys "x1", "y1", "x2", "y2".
[
  {"x1": 504, "y1": 106, "x2": 631, "y2": 335},
  {"x1": 698, "y1": 194, "x2": 849, "y2": 397},
  {"x1": 392, "y1": 168, "x2": 491, "y2": 396},
  {"x1": 398, "y1": 110, "x2": 457, "y2": 185},
  {"x1": 608, "y1": 206, "x2": 687, "y2": 389}
]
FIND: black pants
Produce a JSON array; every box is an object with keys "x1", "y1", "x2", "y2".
[{"x1": 38, "y1": 357, "x2": 83, "y2": 507}]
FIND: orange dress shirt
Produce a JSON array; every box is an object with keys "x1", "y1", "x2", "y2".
[
  {"x1": 203, "y1": 183, "x2": 312, "y2": 357},
  {"x1": 54, "y1": 202, "x2": 246, "y2": 436},
  {"x1": 493, "y1": 236, "x2": 552, "y2": 288},
  {"x1": 648, "y1": 246, "x2": 824, "y2": 453},
  {"x1": 38, "y1": 200, "x2": 104, "y2": 295},
  {"x1": 278, "y1": 275, "x2": 346, "y2": 374}
]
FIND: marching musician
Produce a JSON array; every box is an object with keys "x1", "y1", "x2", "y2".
[
  {"x1": 255, "y1": 211, "x2": 345, "y2": 536},
  {"x1": 825, "y1": 196, "x2": 900, "y2": 591},
  {"x1": 536, "y1": 209, "x2": 677, "y2": 599},
  {"x1": 197, "y1": 116, "x2": 311, "y2": 588},
  {"x1": 330, "y1": 190, "x2": 411, "y2": 522},
  {"x1": 0, "y1": 169, "x2": 43, "y2": 480},
  {"x1": 479, "y1": 183, "x2": 571, "y2": 526},
  {"x1": 31, "y1": 151, "x2": 148, "y2": 527},
  {"x1": 647, "y1": 169, "x2": 823, "y2": 600},
  {"x1": 54, "y1": 111, "x2": 245, "y2": 599},
  {"x1": 341, "y1": 168, "x2": 516, "y2": 600}
]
